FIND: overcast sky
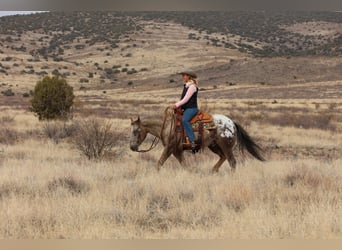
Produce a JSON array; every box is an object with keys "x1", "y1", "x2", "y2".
[
  {"x1": 0, "y1": 11, "x2": 46, "y2": 17},
  {"x1": 0, "y1": 0, "x2": 341, "y2": 11}
]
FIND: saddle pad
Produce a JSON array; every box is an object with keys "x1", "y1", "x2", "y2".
[{"x1": 192, "y1": 121, "x2": 216, "y2": 130}]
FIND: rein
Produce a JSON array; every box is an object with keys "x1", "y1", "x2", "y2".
[
  {"x1": 162, "y1": 107, "x2": 182, "y2": 152},
  {"x1": 136, "y1": 107, "x2": 177, "y2": 153},
  {"x1": 136, "y1": 136, "x2": 160, "y2": 153}
]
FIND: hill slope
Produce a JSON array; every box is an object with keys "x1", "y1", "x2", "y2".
[{"x1": 0, "y1": 11, "x2": 341, "y2": 96}]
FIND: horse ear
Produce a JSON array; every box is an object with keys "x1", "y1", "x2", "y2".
[{"x1": 137, "y1": 116, "x2": 141, "y2": 123}]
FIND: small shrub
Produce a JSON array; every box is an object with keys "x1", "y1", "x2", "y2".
[
  {"x1": 127, "y1": 69, "x2": 137, "y2": 75},
  {"x1": 30, "y1": 76, "x2": 74, "y2": 120},
  {"x1": 73, "y1": 119, "x2": 118, "y2": 160},
  {"x1": 43, "y1": 121, "x2": 78, "y2": 144},
  {"x1": 104, "y1": 68, "x2": 114, "y2": 75},
  {"x1": 48, "y1": 176, "x2": 89, "y2": 195},
  {"x1": 0, "y1": 115, "x2": 14, "y2": 124},
  {"x1": 74, "y1": 44, "x2": 85, "y2": 50},
  {"x1": 79, "y1": 78, "x2": 89, "y2": 83},
  {"x1": 1, "y1": 89, "x2": 14, "y2": 96},
  {"x1": 2, "y1": 56, "x2": 13, "y2": 61},
  {"x1": 51, "y1": 69, "x2": 60, "y2": 76},
  {"x1": 0, "y1": 128, "x2": 18, "y2": 145},
  {"x1": 328, "y1": 103, "x2": 337, "y2": 110}
]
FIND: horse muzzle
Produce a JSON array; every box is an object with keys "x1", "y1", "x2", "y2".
[{"x1": 130, "y1": 145, "x2": 139, "y2": 151}]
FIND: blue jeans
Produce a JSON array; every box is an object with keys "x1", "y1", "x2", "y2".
[{"x1": 182, "y1": 108, "x2": 198, "y2": 143}]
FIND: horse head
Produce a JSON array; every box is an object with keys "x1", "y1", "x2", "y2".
[{"x1": 130, "y1": 116, "x2": 148, "y2": 152}]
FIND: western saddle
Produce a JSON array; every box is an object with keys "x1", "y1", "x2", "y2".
[{"x1": 174, "y1": 108, "x2": 216, "y2": 151}]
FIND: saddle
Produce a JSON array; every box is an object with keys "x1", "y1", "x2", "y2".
[{"x1": 174, "y1": 108, "x2": 216, "y2": 151}]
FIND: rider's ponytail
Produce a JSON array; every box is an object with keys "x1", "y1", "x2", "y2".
[{"x1": 189, "y1": 77, "x2": 198, "y2": 86}]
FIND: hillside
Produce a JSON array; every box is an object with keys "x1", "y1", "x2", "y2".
[{"x1": 0, "y1": 11, "x2": 341, "y2": 97}]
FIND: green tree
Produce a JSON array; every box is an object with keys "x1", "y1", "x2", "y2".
[{"x1": 30, "y1": 75, "x2": 74, "y2": 120}]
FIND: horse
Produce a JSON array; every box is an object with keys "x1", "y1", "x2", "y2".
[{"x1": 130, "y1": 108, "x2": 265, "y2": 172}]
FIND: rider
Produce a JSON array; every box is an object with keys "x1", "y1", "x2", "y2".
[{"x1": 169, "y1": 70, "x2": 199, "y2": 152}]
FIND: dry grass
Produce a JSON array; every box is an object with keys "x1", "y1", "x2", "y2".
[
  {"x1": 0, "y1": 138, "x2": 340, "y2": 238},
  {"x1": 0, "y1": 81, "x2": 341, "y2": 239},
  {"x1": 0, "y1": 101, "x2": 341, "y2": 239}
]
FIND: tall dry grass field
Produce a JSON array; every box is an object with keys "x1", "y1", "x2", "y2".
[{"x1": 0, "y1": 87, "x2": 341, "y2": 238}]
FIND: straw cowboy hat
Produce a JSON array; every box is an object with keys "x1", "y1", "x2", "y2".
[{"x1": 178, "y1": 70, "x2": 197, "y2": 79}]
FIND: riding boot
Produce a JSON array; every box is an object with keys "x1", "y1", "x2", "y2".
[{"x1": 191, "y1": 141, "x2": 197, "y2": 154}]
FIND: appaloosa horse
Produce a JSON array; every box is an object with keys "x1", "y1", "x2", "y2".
[{"x1": 130, "y1": 108, "x2": 265, "y2": 172}]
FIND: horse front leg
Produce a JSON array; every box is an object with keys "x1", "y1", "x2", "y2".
[
  {"x1": 157, "y1": 146, "x2": 173, "y2": 171},
  {"x1": 173, "y1": 151, "x2": 185, "y2": 166}
]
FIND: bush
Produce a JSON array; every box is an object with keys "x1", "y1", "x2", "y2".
[
  {"x1": 127, "y1": 69, "x2": 137, "y2": 75},
  {"x1": 43, "y1": 121, "x2": 78, "y2": 144},
  {"x1": 73, "y1": 119, "x2": 118, "y2": 160},
  {"x1": 30, "y1": 76, "x2": 74, "y2": 120},
  {"x1": 0, "y1": 128, "x2": 18, "y2": 145},
  {"x1": 79, "y1": 78, "x2": 89, "y2": 83},
  {"x1": 1, "y1": 89, "x2": 14, "y2": 96}
]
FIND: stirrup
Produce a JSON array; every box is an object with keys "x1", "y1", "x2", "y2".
[{"x1": 191, "y1": 142, "x2": 198, "y2": 154}]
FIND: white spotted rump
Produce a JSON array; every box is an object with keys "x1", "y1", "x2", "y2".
[{"x1": 212, "y1": 114, "x2": 235, "y2": 139}]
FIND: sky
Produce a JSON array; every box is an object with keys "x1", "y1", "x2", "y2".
[{"x1": 0, "y1": 11, "x2": 46, "y2": 17}]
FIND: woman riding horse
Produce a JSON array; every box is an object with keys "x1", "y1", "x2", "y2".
[
  {"x1": 169, "y1": 71, "x2": 199, "y2": 153},
  {"x1": 130, "y1": 71, "x2": 265, "y2": 172}
]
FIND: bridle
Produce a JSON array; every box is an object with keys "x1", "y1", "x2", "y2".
[
  {"x1": 136, "y1": 136, "x2": 160, "y2": 153},
  {"x1": 134, "y1": 107, "x2": 178, "y2": 153}
]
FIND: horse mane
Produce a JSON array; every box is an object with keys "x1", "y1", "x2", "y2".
[
  {"x1": 140, "y1": 108, "x2": 173, "y2": 127},
  {"x1": 140, "y1": 114, "x2": 163, "y2": 127}
]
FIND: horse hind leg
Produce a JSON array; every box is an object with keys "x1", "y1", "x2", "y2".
[
  {"x1": 227, "y1": 151, "x2": 237, "y2": 172},
  {"x1": 216, "y1": 139, "x2": 237, "y2": 172},
  {"x1": 208, "y1": 143, "x2": 226, "y2": 173}
]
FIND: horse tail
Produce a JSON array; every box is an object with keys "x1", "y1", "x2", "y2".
[{"x1": 234, "y1": 122, "x2": 266, "y2": 161}]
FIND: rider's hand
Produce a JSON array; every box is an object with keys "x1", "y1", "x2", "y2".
[{"x1": 169, "y1": 104, "x2": 177, "y2": 109}]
